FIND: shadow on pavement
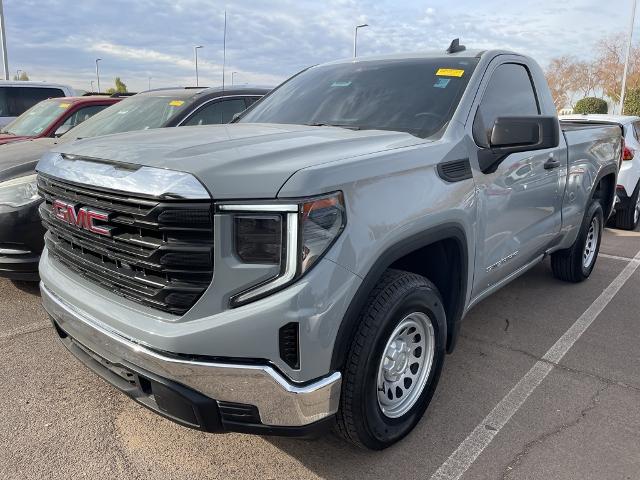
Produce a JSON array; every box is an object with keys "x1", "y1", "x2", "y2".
[{"x1": 10, "y1": 280, "x2": 41, "y2": 296}]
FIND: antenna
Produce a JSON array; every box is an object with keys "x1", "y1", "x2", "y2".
[
  {"x1": 446, "y1": 38, "x2": 466, "y2": 54},
  {"x1": 222, "y1": 10, "x2": 227, "y2": 94}
]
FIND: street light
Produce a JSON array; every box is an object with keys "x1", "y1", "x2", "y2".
[
  {"x1": 90, "y1": 80, "x2": 94, "y2": 92},
  {"x1": 194, "y1": 45, "x2": 203, "y2": 87},
  {"x1": 95, "y1": 58, "x2": 102, "y2": 93},
  {"x1": 0, "y1": 0, "x2": 9, "y2": 80},
  {"x1": 231, "y1": 71, "x2": 237, "y2": 85},
  {"x1": 353, "y1": 23, "x2": 368, "y2": 58},
  {"x1": 148, "y1": 76, "x2": 152, "y2": 91},
  {"x1": 15, "y1": 68, "x2": 21, "y2": 80},
  {"x1": 620, "y1": 0, "x2": 637, "y2": 114}
]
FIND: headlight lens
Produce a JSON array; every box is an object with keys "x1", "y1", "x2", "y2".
[
  {"x1": 0, "y1": 174, "x2": 41, "y2": 208},
  {"x1": 300, "y1": 193, "x2": 345, "y2": 273},
  {"x1": 224, "y1": 191, "x2": 346, "y2": 306}
]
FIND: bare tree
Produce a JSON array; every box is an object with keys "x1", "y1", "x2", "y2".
[
  {"x1": 592, "y1": 35, "x2": 640, "y2": 103},
  {"x1": 545, "y1": 56, "x2": 578, "y2": 109},
  {"x1": 572, "y1": 60, "x2": 601, "y2": 97}
]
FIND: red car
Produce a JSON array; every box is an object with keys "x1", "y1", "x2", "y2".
[{"x1": 0, "y1": 95, "x2": 122, "y2": 146}]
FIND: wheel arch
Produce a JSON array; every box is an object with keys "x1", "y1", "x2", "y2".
[
  {"x1": 330, "y1": 223, "x2": 469, "y2": 372},
  {"x1": 592, "y1": 164, "x2": 617, "y2": 219}
]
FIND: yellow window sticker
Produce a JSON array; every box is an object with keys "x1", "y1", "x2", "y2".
[
  {"x1": 169, "y1": 100, "x2": 185, "y2": 107},
  {"x1": 59, "y1": 103, "x2": 71, "y2": 108},
  {"x1": 436, "y1": 68, "x2": 464, "y2": 77}
]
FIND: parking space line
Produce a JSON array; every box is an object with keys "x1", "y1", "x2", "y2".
[
  {"x1": 430, "y1": 249, "x2": 640, "y2": 480},
  {"x1": 0, "y1": 322, "x2": 51, "y2": 341},
  {"x1": 599, "y1": 253, "x2": 634, "y2": 262}
]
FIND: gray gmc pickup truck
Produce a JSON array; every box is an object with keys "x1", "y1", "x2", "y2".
[{"x1": 36, "y1": 44, "x2": 621, "y2": 449}]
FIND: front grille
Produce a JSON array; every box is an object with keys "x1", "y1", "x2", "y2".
[{"x1": 38, "y1": 174, "x2": 214, "y2": 315}]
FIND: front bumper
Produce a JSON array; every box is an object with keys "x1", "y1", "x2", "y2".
[
  {"x1": 41, "y1": 283, "x2": 342, "y2": 434},
  {"x1": 0, "y1": 247, "x2": 40, "y2": 281},
  {"x1": 0, "y1": 201, "x2": 44, "y2": 281}
]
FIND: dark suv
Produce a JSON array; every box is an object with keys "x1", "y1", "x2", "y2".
[{"x1": 0, "y1": 86, "x2": 271, "y2": 281}]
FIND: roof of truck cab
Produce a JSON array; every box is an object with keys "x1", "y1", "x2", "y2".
[{"x1": 319, "y1": 49, "x2": 519, "y2": 66}]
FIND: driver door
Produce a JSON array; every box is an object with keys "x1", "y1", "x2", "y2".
[{"x1": 469, "y1": 60, "x2": 564, "y2": 298}]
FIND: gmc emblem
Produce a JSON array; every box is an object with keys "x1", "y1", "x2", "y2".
[{"x1": 52, "y1": 199, "x2": 113, "y2": 237}]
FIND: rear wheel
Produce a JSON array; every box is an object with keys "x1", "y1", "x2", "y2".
[
  {"x1": 613, "y1": 182, "x2": 640, "y2": 231},
  {"x1": 335, "y1": 269, "x2": 446, "y2": 450},
  {"x1": 551, "y1": 199, "x2": 603, "y2": 282}
]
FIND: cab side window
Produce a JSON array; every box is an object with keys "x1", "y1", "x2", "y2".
[
  {"x1": 473, "y1": 63, "x2": 539, "y2": 146},
  {"x1": 183, "y1": 98, "x2": 248, "y2": 126}
]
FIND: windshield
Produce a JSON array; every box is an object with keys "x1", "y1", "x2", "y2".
[
  {"x1": 66, "y1": 95, "x2": 191, "y2": 139},
  {"x1": 239, "y1": 57, "x2": 479, "y2": 138},
  {"x1": 1, "y1": 98, "x2": 70, "y2": 136}
]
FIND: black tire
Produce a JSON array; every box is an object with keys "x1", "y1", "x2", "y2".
[
  {"x1": 335, "y1": 269, "x2": 447, "y2": 450},
  {"x1": 613, "y1": 182, "x2": 640, "y2": 231},
  {"x1": 551, "y1": 199, "x2": 604, "y2": 283}
]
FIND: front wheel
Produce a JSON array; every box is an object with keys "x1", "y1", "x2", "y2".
[
  {"x1": 551, "y1": 199, "x2": 604, "y2": 282},
  {"x1": 335, "y1": 269, "x2": 447, "y2": 450}
]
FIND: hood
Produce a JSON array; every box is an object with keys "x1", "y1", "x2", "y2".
[
  {"x1": 0, "y1": 138, "x2": 59, "y2": 181},
  {"x1": 0, "y1": 134, "x2": 33, "y2": 145},
  {"x1": 53, "y1": 123, "x2": 420, "y2": 198}
]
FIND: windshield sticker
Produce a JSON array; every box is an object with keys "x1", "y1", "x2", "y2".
[
  {"x1": 59, "y1": 103, "x2": 71, "y2": 109},
  {"x1": 331, "y1": 81, "x2": 352, "y2": 87},
  {"x1": 169, "y1": 100, "x2": 185, "y2": 106},
  {"x1": 436, "y1": 68, "x2": 464, "y2": 77},
  {"x1": 434, "y1": 78, "x2": 451, "y2": 89}
]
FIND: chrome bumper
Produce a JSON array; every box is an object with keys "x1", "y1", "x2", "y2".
[{"x1": 40, "y1": 283, "x2": 341, "y2": 427}]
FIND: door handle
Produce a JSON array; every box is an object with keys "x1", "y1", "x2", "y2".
[{"x1": 544, "y1": 158, "x2": 561, "y2": 170}]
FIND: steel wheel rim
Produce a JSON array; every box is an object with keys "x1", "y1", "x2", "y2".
[
  {"x1": 376, "y1": 312, "x2": 435, "y2": 418},
  {"x1": 583, "y1": 216, "x2": 599, "y2": 269},
  {"x1": 634, "y1": 195, "x2": 640, "y2": 224}
]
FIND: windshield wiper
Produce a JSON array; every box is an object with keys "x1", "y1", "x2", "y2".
[{"x1": 306, "y1": 122, "x2": 361, "y2": 130}]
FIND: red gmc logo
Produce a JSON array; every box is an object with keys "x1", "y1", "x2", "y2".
[{"x1": 52, "y1": 199, "x2": 113, "y2": 237}]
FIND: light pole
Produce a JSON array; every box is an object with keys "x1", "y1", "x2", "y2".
[
  {"x1": 95, "y1": 58, "x2": 102, "y2": 93},
  {"x1": 353, "y1": 23, "x2": 368, "y2": 58},
  {"x1": 194, "y1": 45, "x2": 203, "y2": 87},
  {"x1": 0, "y1": 0, "x2": 9, "y2": 80},
  {"x1": 148, "y1": 76, "x2": 152, "y2": 90},
  {"x1": 620, "y1": 0, "x2": 637, "y2": 114},
  {"x1": 231, "y1": 71, "x2": 237, "y2": 85},
  {"x1": 15, "y1": 68, "x2": 20, "y2": 80},
  {"x1": 90, "y1": 80, "x2": 94, "y2": 92}
]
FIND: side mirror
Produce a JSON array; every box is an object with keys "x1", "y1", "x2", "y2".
[
  {"x1": 53, "y1": 124, "x2": 72, "y2": 137},
  {"x1": 231, "y1": 112, "x2": 242, "y2": 122},
  {"x1": 478, "y1": 116, "x2": 560, "y2": 174}
]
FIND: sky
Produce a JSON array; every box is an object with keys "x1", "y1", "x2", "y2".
[{"x1": 1, "y1": 0, "x2": 638, "y2": 92}]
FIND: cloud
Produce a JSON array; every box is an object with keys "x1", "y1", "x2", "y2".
[{"x1": 2, "y1": 0, "x2": 637, "y2": 92}]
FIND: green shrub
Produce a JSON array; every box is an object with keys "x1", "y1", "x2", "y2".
[
  {"x1": 623, "y1": 88, "x2": 640, "y2": 116},
  {"x1": 574, "y1": 97, "x2": 608, "y2": 114}
]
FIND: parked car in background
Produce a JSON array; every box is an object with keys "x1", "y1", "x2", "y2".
[
  {"x1": 0, "y1": 81, "x2": 75, "y2": 128},
  {"x1": 37, "y1": 46, "x2": 620, "y2": 449},
  {"x1": 561, "y1": 114, "x2": 640, "y2": 230},
  {"x1": 0, "y1": 95, "x2": 122, "y2": 146},
  {"x1": 0, "y1": 85, "x2": 270, "y2": 281}
]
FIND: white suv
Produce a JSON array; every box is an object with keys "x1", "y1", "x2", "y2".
[
  {"x1": 0, "y1": 81, "x2": 75, "y2": 128},
  {"x1": 561, "y1": 114, "x2": 640, "y2": 230}
]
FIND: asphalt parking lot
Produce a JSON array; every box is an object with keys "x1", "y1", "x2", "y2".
[{"x1": 1, "y1": 227, "x2": 639, "y2": 480}]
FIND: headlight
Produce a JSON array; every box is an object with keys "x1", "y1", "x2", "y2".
[
  {"x1": 221, "y1": 192, "x2": 346, "y2": 306},
  {"x1": 0, "y1": 174, "x2": 41, "y2": 208}
]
